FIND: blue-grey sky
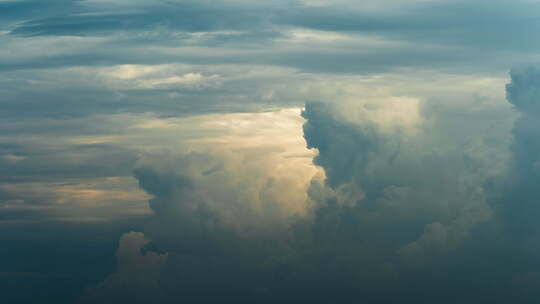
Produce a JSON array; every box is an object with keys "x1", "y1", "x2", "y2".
[{"x1": 2, "y1": 0, "x2": 540, "y2": 303}]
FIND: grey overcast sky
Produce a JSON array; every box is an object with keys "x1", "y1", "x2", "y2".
[{"x1": 2, "y1": 0, "x2": 540, "y2": 303}]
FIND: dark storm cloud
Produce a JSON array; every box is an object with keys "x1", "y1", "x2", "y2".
[
  {"x1": 295, "y1": 67, "x2": 540, "y2": 302},
  {"x1": 301, "y1": 99, "x2": 498, "y2": 263},
  {"x1": 302, "y1": 101, "x2": 381, "y2": 188},
  {"x1": 495, "y1": 66, "x2": 540, "y2": 241},
  {"x1": 79, "y1": 67, "x2": 540, "y2": 303},
  {"x1": 507, "y1": 66, "x2": 540, "y2": 112}
]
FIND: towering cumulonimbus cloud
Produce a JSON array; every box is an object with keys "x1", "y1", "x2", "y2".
[
  {"x1": 301, "y1": 97, "x2": 501, "y2": 260},
  {"x1": 132, "y1": 149, "x2": 318, "y2": 254},
  {"x1": 78, "y1": 110, "x2": 324, "y2": 303},
  {"x1": 81, "y1": 68, "x2": 540, "y2": 303}
]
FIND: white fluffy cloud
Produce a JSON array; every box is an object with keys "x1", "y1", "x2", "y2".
[{"x1": 133, "y1": 109, "x2": 322, "y2": 238}]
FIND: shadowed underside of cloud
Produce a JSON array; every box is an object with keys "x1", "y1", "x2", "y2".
[{"x1": 79, "y1": 67, "x2": 540, "y2": 303}]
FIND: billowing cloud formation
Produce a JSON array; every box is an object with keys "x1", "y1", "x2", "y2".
[
  {"x1": 134, "y1": 147, "x2": 319, "y2": 240},
  {"x1": 497, "y1": 66, "x2": 540, "y2": 246},
  {"x1": 302, "y1": 99, "x2": 498, "y2": 260},
  {"x1": 129, "y1": 109, "x2": 321, "y2": 251},
  {"x1": 79, "y1": 68, "x2": 540, "y2": 303},
  {"x1": 78, "y1": 109, "x2": 325, "y2": 303}
]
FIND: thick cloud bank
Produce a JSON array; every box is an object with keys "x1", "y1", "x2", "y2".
[{"x1": 81, "y1": 68, "x2": 540, "y2": 303}]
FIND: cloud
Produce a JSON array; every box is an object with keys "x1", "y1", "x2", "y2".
[
  {"x1": 83, "y1": 64, "x2": 540, "y2": 303},
  {"x1": 7, "y1": 0, "x2": 540, "y2": 302},
  {"x1": 132, "y1": 109, "x2": 320, "y2": 240},
  {"x1": 0, "y1": 108, "x2": 320, "y2": 223},
  {"x1": 496, "y1": 66, "x2": 540, "y2": 242},
  {"x1": 101, "y1": 66, "x2": 222, "y2": 90},
  {"x1": 3, "y1": 0, "x2": 537, "y2": 133},
  {"x1": 507, "y1": 66, "x2": 540, "y2": 112},
  {"x1": 79, "y1": 232, "x2": 168, "y2": 304},
  {"x1": 79, "y1": 109, "x2": 324, "y2": 303},
  {"x1": 80, "y1": 69, "x2": 540, "y2": 303},
  {"x1": 302, "y1": 98, "x2": 503, "y2": 261},
  {"x1": 3, "y1": 0, "x2": 540, "y2": 81},
  {"x1": 0, "y1": 218, "x2": 146, "y2": 304}
]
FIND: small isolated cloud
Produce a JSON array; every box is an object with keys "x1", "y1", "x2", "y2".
[
  {"x1": 78, "y1": 232, "x2": 168, "y2": 304},
  {"x1": 101, "y1": 64, "x2": 222, "y2": 90}
]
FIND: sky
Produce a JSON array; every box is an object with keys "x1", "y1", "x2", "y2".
[{"x1": 2, "y1": 0, "x2": 540, "y2": 303}]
